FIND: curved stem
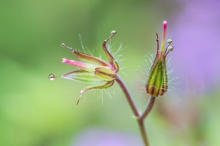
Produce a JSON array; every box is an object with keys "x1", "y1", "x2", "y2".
[
  {"x1": 115, "y1": 75, "x2": 139, "y2": 118},
  {"x1": 139, "y1": 96, "x2": 156, "y2": 146},
  {"x1": 116, "y1": 75, "x2": 156, "y2": 146},
  {"x1": 140, "y1": 97, "x2": 156, "y2": 120}
]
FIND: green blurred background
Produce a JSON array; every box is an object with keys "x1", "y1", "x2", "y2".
[{"x1": 1, "y1": 0, "x2": 220, "y2": 146}]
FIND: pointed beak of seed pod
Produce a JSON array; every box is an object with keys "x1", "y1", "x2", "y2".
[{"x1": 160, "y1": 21, "x2": 167, "y2": 55}]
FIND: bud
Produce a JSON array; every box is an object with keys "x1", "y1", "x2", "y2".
[{"x1": 146, "y1": 21, "x2": 174, "y2": 97}]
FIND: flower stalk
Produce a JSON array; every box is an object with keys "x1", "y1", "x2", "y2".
[
  {"x1": 116, "y1": 75, "x2": 156, "y2": 146},
  {"x1": 146, "y1": 21, "x2": 174, "y2": 97}
]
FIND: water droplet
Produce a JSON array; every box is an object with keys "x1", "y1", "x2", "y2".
[
  {"x1": 60, "y1": 43, "x2": 65, "y2": 47},
  {"x1": 111, "y1": 30, "x2": 117, "y2": 35},
  {"x1": 48, "y1": 74, "x2": 55, "y2": 80}
]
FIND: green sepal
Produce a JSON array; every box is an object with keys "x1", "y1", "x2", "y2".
[
  {"x1": 73, "y1": 50, "x2": 109, "y2": 66},
  {"x1": 61, "y1": 70, "x2": 102, "y2": 83},
  {"x1": 94, "y1": 67, "x2": 116, "y2": 81},
  {"x1": 146, "y1": 57, "x2": 168, "y2": 97},
  {"x1": 80, "y1": 80, "x2": 114, "y2": 94}
]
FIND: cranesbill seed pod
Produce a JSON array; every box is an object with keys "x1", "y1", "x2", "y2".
[{"x1": 146, "y1": 21, "x2": 174, "y2": 97}]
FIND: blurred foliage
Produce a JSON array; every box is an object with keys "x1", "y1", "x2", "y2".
[{"x1": 1, "y1": 0, "x2": 220, "y2": 146}]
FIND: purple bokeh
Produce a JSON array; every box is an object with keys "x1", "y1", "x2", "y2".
[
  {"x1": 71, "y1": 127, "x2": 141, "y2": 146},
  {"x1": 170, "y1": 0, "x2": 220, "y2": 94}
]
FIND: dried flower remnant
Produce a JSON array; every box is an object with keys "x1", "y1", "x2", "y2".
[
  {"x1": 146, "y1": 21, "x2": 174, "y2": 97},
  {"x1": 49, "y1": 31, "x2": 119, "y2": 98}
]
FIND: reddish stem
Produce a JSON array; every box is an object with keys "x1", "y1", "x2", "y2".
[{"x1": 115, "y1": 75, "x2": 156, "y2": 146}]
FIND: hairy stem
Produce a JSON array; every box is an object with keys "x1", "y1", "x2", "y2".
[{"x1": 115, "y1": 75, "x2": 156, "y2": 146}]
